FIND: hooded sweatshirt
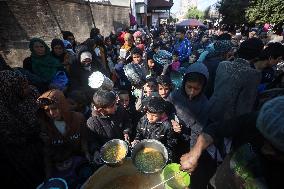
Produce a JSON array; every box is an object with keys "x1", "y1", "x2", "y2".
[
  {"x1": 168, "y1": 63, "x2": 209, "y2": 148},
  {"x1": 38, "y1": 90, "x2": 86, "y2": 153}
]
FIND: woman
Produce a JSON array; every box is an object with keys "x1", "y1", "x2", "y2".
[
  {"x1": 0, "y1": 70, "x2": 45, "y2": 188},
  {"x1": 23, "y1": 38, "x2": 63, "y2": 92}
]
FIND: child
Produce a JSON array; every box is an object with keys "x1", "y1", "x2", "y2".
[
  {"x1": 67, "y1": 90, "x2": 92, "y2": 119},
  {"x1": 131, "y1": 97, "x2": 177, "y2": 160},
  {"x1": 171, "y1": 51, "x2": 181, "y2": 71},
  {"x1": 157, "y1": 75, "x2": 174, "y2": 100},
  {"x1": 168, "y1": 63, "x2": 209, "y2": 148},
  {"x1": 146, "y1": 53, "x2": 163, "y2": 77},
  {"x1": 37, "y1": 89, "x2": 87, "y2": 180},
  {"x1": 131, "y1": 47, "x2": 147, "y2": 75},
  {"x1": 135, "y1": 77, "x2": 159, "y2": 111},
  {"x1": 85, "y1": 89, "x2": 132, "y2": 165},
  {"x1": 117, "y1": 90, "x2": 142, "y2": 139}
]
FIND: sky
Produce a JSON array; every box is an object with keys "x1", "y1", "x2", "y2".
[{"x1": 171, "y1": 0, "x2": 219, "y2": 13}]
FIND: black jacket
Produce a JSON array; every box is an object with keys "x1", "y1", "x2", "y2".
[
  {"x1": 86, "y1": 106, "x2": 132, "y2": 154},
  {"x1": 135, "y1": 115, "x2": 177, "y2": 160}
]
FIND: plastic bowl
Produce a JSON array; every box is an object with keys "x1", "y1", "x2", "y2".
[{"x1": 161, "y1": 163, "x2": 190, "y2": 189}]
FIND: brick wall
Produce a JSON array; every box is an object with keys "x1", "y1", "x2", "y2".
[{"x1": 0, "y1": 0, "x2": 129, "y2": 67}]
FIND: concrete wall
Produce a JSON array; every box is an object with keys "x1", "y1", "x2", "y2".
[{"x1": 0, "y1": 0, "x2": 129, "y2": 67}]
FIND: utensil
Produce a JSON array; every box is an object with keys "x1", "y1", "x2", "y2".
[
  {"x1": 149, "y1": 171, "x2": 182, "y2": 189},
  {"x1": 100, "y1": 139, "x2": 128, "y2": 167}
]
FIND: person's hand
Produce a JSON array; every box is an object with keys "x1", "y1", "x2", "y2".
[
  {"x1": 171, "y1": 120, "x2": 182, "y2": 133},
  {"x1": 131, "y1": 140, "x2": 140, "y2": 147},
  {"x1": 180, "y1": 150, "x2": 200, "y2": 173}
]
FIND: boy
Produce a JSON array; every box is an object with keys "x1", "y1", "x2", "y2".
[
  {"x1": 66, "y1": 90, "x2": 92, "y2": 119},
  {"x1": 131, "y1": 47, "x2": 147, "y2": 76},
  {"x1": 135, "y1": 77, "x2": 159, "y2": 112},
  {"x1": 157, "y1": 75, "x2": 173, "y2": 100},
  {"x1": 117, "y1": 90, "x2": 142, "y2": 139},
  {"x1": 131, "y1": 97, "x2": 177, "y2": 160},
  {"x1": 85, "y1": 89, "x2": 132, "y2": 165},
  {"x1": 146, "y1": 53, "x2": 163, "y2": 77}
]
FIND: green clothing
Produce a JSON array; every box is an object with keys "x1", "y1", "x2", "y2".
[{"x1": 29, "y1": 38, "x2": 62, "y2": 82}]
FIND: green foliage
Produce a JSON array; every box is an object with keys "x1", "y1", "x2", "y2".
[
  {"x1": 246, "y1": 0, "x2": 284, "y2": 24},
  {"x1": 218, "y1": 0, "x2": 249, "y2": 24},
  {"x1": 186, "y1": 7, "x2": 204, "y2": 20}
]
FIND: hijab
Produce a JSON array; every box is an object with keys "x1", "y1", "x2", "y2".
[{"x1": 29, "y1": 38, "x2": 62, "y2": 82}]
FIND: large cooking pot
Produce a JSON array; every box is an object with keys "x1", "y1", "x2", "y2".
[{"x1": 81, "y1": 158, "x2": 165, "y2": 189}]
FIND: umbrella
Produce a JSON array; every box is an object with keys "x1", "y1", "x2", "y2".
[{"x1": 176, "y1": 19, "x2": 204, "y2": 27}]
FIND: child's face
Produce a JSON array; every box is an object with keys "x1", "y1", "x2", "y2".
[
  {"x1": 158, "y1": 84, "x2": 171, "y2": 99},
  {"x1": 132, "y1": 54, "x2": 142, "y2": 64},
  {"x1": 144, "y1": 82, "x2": 157, "y2": 96},
  {"x1": 184, "y1": 81, "x2": 203, "y2": 100},
  {"x1": 146, "y1": 112, "x2": 164, "y2": 124},
  {"x1": 147, "y1": 59, "x2": 155, "y2": 69},
  {"x1": 44, "y1": 104, "x2": 62, "y2": 121},
  {"x1": 189, "y1": 54, "x2": 197, "y2": 64},
  {"x1": 172, "y1": 55, "x2": 179, "y2": 61},
  {"x1": 100, "y1": 101, "x2": 117, "y2": 115},
  {"x1": 118, "y1": 94, "x2": 130, "y2": 108},
  {"x1": 53, "y1": 45, "x2": 64, "y2": 56}
]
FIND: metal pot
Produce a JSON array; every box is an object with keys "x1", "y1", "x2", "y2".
[
  {"x1": 100, "y1": 139, "x2": 128, "y2": 167},
  {"x1": 131, "y1": 139, "x2": 168, "y2": 174}
]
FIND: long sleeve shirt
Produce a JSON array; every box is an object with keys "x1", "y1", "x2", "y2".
[{"x1": 172, "y1": 38, "x2": 191, "y2": 63}]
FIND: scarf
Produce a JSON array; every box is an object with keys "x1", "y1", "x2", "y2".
[{"x1": 29, "y1": 38, "x2": 62, "y2": 82}]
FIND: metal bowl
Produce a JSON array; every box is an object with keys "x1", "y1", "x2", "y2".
[
  {"x1": 100, "y1": 139, "x2": 129, "y2": 167},
  {"x1": 131, "y1": 139, "x2": 168, "y2": 174}
]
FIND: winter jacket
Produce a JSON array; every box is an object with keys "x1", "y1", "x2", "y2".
[
  {"x1": 134, "y1": 115, "x2": 177, "y2": 159},
  {"x1": 37, "y1": 90, "x2": 87, "y2": 179},
  {"x1": 168, "y1": 63, "x2": 210, "y2": 148},
  {"x1": 86, "y1": 106, "x2": 132, "y2": 154},
  {"x1": 172, "y1": 38, "x2": 191, "y2": 64},
  {"x1": 169, "y1": 90, "x2": 208, "y2": 148},
  {"x1": 208, "y1": 58, "x2": 262, "y2": 123}
]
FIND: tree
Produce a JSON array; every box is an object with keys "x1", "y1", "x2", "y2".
[
  {"x1": 186, "y1": 7, "x2": 204, "y2": 20},
  {"x1": 218, "y1": 0, "x2": 249, "y2": 24},
  {"x1": 246, "y1": 0, "x2": 284, "y2": 24},
  {"x1": 203, "y1": 6, "x2": 211, "y2": 20}
]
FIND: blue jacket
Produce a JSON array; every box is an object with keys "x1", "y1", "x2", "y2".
[{"x1": 173, "y1": 38, "x2": 191, "y2": 63}]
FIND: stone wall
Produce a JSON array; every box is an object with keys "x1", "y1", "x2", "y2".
[{"x1": 0, "y1": 0, "x2": 129, "y2": 67}]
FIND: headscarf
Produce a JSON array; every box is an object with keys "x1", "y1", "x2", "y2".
[
  {"x1": 121, "y1": 33, "x2": 134, "y2": 51},
  {"x1": 51, "y1": 38, "x2": 65, "y2": 63},
  {"x1": 0, "y1": 70, "x2": 40, "y2": 144},
  {"x1": 29, "y1": 38, "x2": 62, "y2": 82}
]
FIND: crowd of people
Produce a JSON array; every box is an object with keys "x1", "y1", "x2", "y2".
[{"x1": 1, "y1": 23, "x2": 284, "y2": 189}]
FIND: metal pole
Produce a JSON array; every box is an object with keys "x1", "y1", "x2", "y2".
[{"x1": 88, "y1": 0, "x2": 96, "y2": 28}]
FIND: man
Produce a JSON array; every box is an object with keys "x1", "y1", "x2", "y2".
[{"x1": 180, "y1": 96, "x2": 284, "y2": 189}]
